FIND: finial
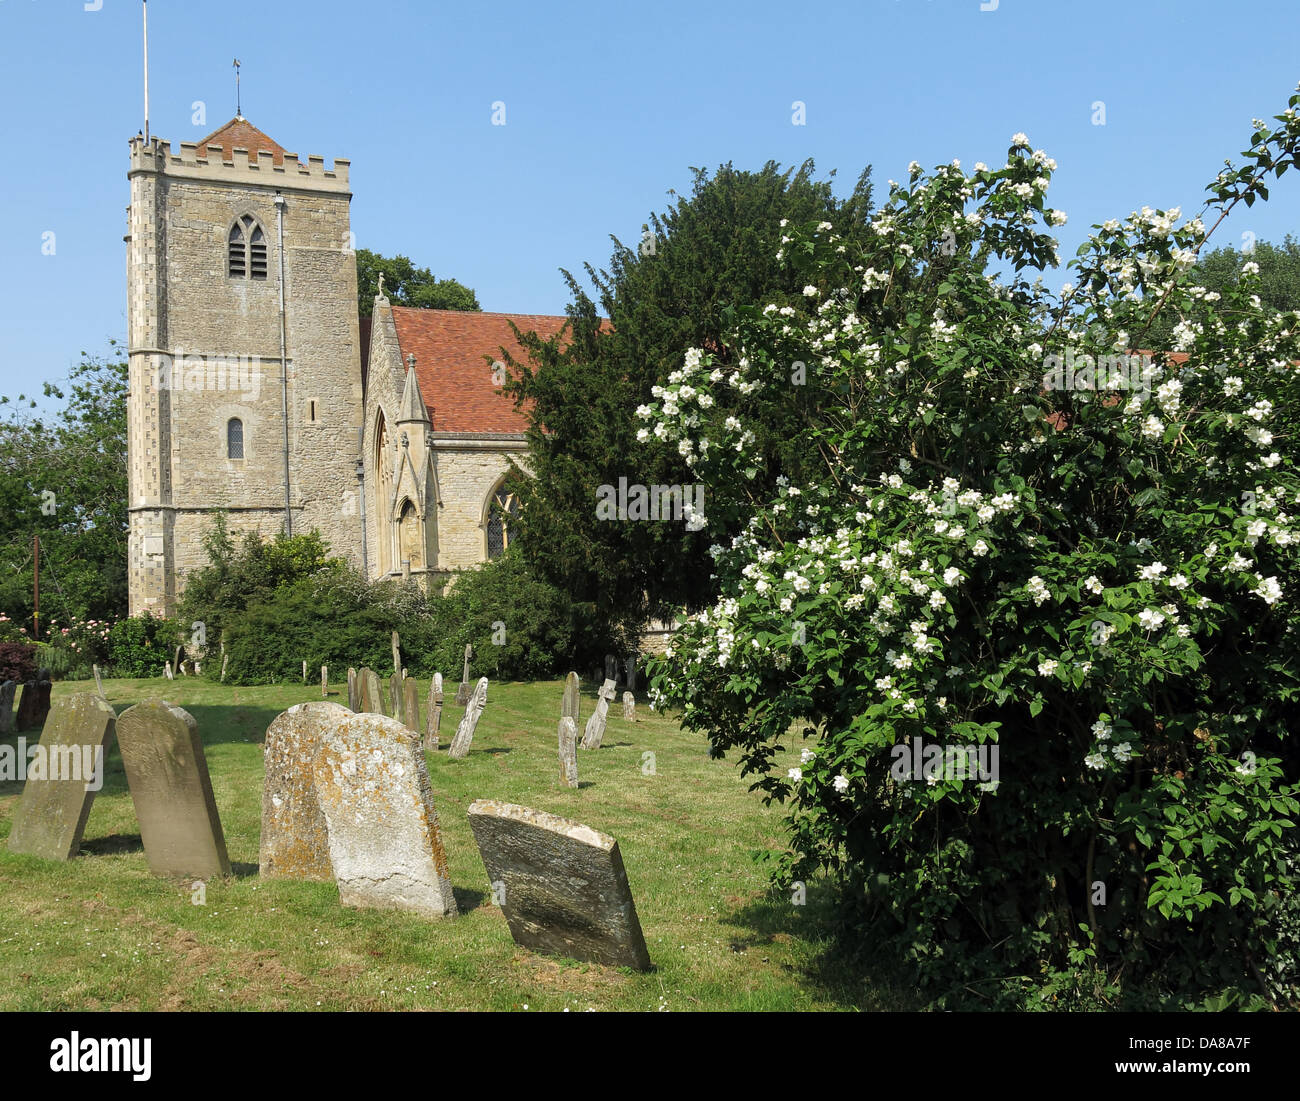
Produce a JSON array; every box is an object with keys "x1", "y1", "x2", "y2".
[
  {"x1": 233, "y1": 58, "x2": 242, "y2": 119},
  {"x1": 377, "y1": 271, "x2": 385, "y2": 298},
  {"x1": 406, "y1": 353, "x2": 416, "y2": 370}
]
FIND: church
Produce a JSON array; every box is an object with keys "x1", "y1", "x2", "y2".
[{"x1": 125, "y1": 116, "x2": 570, "y2": 616}]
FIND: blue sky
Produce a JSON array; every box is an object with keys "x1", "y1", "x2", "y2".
[{"x1": 2, "y1": 0, "x2": 1298, "y2": 398}]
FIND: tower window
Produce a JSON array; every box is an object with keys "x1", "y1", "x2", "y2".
[
  {"x1": 307, "y1": 399, "x2": 318, "y2": 424},
  {"x1": 227, "y1": 418, "x2": 244, "y2": 459},
  {"x1": 486, "y1": 486, "x2": 519, "y2": 560},
  {"x1": 228, "y1": 215, "x2": 268, "y2": 280}
]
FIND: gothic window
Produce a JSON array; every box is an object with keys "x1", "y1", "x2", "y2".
[
  {"x1": 227, "y1": 417, "x2": 244, "y2": 459},
  {"x1": 486, "y1": 485, "x2": 519, "y2": 560},
  {"x1": 398, "y1": 500, "x2": 422, "y2": 569},
  {"x1": 228, "y1": 215, "x2": 268, "y2": 280}
]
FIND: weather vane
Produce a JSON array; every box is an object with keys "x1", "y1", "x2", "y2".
[{"x1": 233, "y1": 58, "x2": 242, "y2": 119}]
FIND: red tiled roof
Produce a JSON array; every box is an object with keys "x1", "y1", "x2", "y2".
[
  {"x1": 194, "y1": 116, "x2": 294, "y2": 166},
  {"x1": 390, "y1": 308, "x2": 571, "y2": 434}
]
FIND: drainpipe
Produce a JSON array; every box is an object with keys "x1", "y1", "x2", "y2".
[
  {"x1": 275, "y1": 191, "x2": 291, "y2": 536},
  {"x1": 356, "y1": 457, "x2": 368, "y2": 577}
]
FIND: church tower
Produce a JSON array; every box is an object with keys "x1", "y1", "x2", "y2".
[{"x1": 125, "y1": 117, "x2": 364, "y2": 615}]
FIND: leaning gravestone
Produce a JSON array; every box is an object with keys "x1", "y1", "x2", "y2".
[
  {"x1": 164, "y1": 662, "x2": 174, "y2": 681},
  {"x1": 260, "y1": 701, "x2": 348, "y2": 881},
  {"x1": 8, "y1": 693, "x2": 116, "y2": 861},
  {"x1": 467, "y1": 800, "x2": 651, "y2": 970},
  {"x1": 581, "y1": 679, "x2": 617, "y2": 750},
  {"x1": 454, "y1": 644, "x2": 472, "y2": 706},
  {"x1": 403, "y1": 677, "x2": 421, "y2": 735},
  {"x1": 358, "y1": 668, "x2": 386, "y2": 716},
  {"x1": 0, "y1": 680, "x2": 17, "y2": 734},
  {"x1": 622, "y1": 692, "x2": 636, "y2": 721},
  {"x1": 561, "y1": 671, "x2": 581, "y2": 726},
  {"x1": 92, "y1": 664, "x2": 106, "y2": 699},
  {"x1": 558, "y1": 717, "x2": 579, "y2": 789},
  {"x1": 389, "y1": 671, "x2": 405, "y2": 725},
  {"x1": 391, "y1": 631, "x2": 402, "y2": 677},
  {"x1": 347, "y1": 667, "x2": 358, "y2": 711},
  {"x1": 313, "y1": 712, "x2": 458, "y2": 918},
  {"x1": 424, "y1": 673, "x2": 443, "y2": 752},
  {"x1": 447, "y1": 677, "x2": 488, "y2": 760},
  {"x1": 116, "y1": 700, "x2": 231, "y2": 879}
]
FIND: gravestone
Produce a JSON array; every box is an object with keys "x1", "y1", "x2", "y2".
[
  {"x1": 16, "y1": 675, "x2": 52, "y2": 732},
  {"x1": 321, "y1": 665, "x2": 329, "y2": 698},
  {"x1": 164, "y1": 662, "x2": 174, "y2": 681},
  {"x1": 391, "y1": 631, "x2": 402, "y2": 676},
  {"x1": 92, "y1": 665, "x2": 105, "y2": 698},
  {"x1": 561, "y1": 672, "x2": 580, "y2": 726},
  {"x1": 358, "y1": 668, "x2": 386, "y2": 716},
  {"x1": 604, "y1": 654, "x2": 617, "y2": 683},
  {"x1": 402, "y1": 677, "x2": 421, "y2": 735},
  {"x1": 220, "y1": 654, "x2": 229, "y2": 682},
  {"x1": 260, "y1": 701, "x2": 348, "y2": 881},
  {"x1": 581, "y1": 679, "x2": 617, "y2": 750},
  {"x1": 558, "y1": 717, "x2": 578, "y2": 789},
  {"x1": 447, "y1": 677, "x2": 488, "y2": 760},
  {"x1": 389, "y1": 671, "x2": 405, "y2": 724},
  {"x1": 454, "y1": 644, "x2": 472, "y2": 706},
  {"x1": 0, "y1": 680, "x2": 17, "y2": 734},
  {"x1": 467, "y1": 800, "x2": 651, "y2": 970},
  {"x1": 624, "y1": 655, "x2": 638, "y2": 692},
  {"x1": 347, "y1": 667, "x2": 358, "y2": 711},
  {"x1": 8, "y1": 693, "x2": 116, "y2": 861},
  {"x1": 302, "y1": 660, "x2": 308, "y2": 684},
  {"x1": 116, "y1": 700, "x2": 231, "y2": 879},
  {"x1": 313, "y1": 712, "x2": 458, "y2": 918},
  {"x1": 622, "y1": 692, "x2": 635, "y2": 721},
  {"x1": 424, "y1": 673, "x2": 443, "y2": 752}
]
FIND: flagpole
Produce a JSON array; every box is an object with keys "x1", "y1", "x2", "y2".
[{"x1": 142, "y1": 0, "x2": 150, "y2": 144}]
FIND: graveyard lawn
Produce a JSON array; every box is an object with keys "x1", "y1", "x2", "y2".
[{"x1": 0, "y1": 678, "x2": 913, "y2": 1011}]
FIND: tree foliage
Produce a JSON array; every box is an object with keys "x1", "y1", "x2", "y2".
[
  {"x1": 503, "y1": 160, "x2": 873, "y2": 640},
  {"x1": 356, "y1": 248, "x2": 480, "y2": 317}
]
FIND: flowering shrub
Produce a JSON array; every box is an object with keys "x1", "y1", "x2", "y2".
[
  {"x1": 642, "y1": 93, "x2": 1300, "y2": 1007},
  {"x1": 0, "y1": 641, "x2": 38, "y2": 683},
  {"x1": 106, "y1": 614, "x2": 182, "y2": 679}
]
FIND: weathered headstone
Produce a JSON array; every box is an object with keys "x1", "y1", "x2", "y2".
[
  {"x1": 454, "y1": 644, "x2": 472, "y2": 706},
  {"x1": 173, "y1": 646, "x2": 183, "y2": 675},
  {"x1": 447, "y1": 677, "x2": 488, "y2": 760},
  {"x1": 391, "y1": 631, "x2": 402, "y2": 676},
  {"x1": 358, "y1": 668, "x2": 386, "y2": 716},
  {"x1": 0, "y1": 680, "x2": 17, "y2": 734},
  {"x1": 622, "y1": 691, "x2": 635, "y2": 721},
  {"x1": 260, "y1": 701, "x2": 348, "y2": 881},
  {"x1": 8, "y1": 693, "x2": 116, "y2": 861},
  {"x1": 424, "y1": 673, "x2": 443, "y2": 752},
  {"x1": 561, "y1": 671, "x2": 580, "y2": 726},
  {"x1": 581, "y1": 679, "x2": 617, "y2": 750},
  {"x1": 16, "y1": 675, "x2": 52, "y2": 732},
  {"x1": 624, "y1": 655, "x2": 638, "y2": 692},
  {"x1": 313, "y1": 712, "x2": 458, "y2": 918},
  {"x1": 347, "y1": 667, "x2": 358, "y2": 711},
  {"x1": 164, "y1": 662, "x2": 174, "y2": 681},
  {"x1": 466, "y1": 800, "x2": 651, "y2": 970},
  {"x1": 220, "y1": 654, "x2": 229, "y2": 682},
  {"x1": 321, "y1": 664, "x2": 329, "y2": 698},
  {"x1": 389, "y1": 671, "x2": 405, "y2": 725},
  {"x1": 302, "y1": 659, "x2": 308, "y2": 684},
  {"x1": 558, "y1": 717, "x2": 578, "y2": 789},
  {"x1": 116, "y1": 700, "x2": 231, "y2": 879},
  {"x1": 402, "y1": 676, "x2": 421, "y2": 735}
]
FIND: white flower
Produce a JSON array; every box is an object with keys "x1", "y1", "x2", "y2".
[
  {"x1": 1084, "y1": 752, "x2": 1106, "y2": 771},
  {"x1": 1139, "y1": 562, "x2": 1167, "y2": 581},
  {"x1": 1169, "y1": 574, "x2": 1189, "y2": 590},
  {"x1": 1011, "y1": 132, "x2": 1030, "y2": 148},
  {"x1": 1255, "y1": 576, "x2": 1283, "y2": 605},
  {"x1": 1026, "y1": 576, "x2": 1051, "y2": 605},
  {"x1": 1137, "y1": 608, "x2": 1166, "y2": 631},
  {"x1": 800, "y1": 747, "x2": 816, "y2": 765},
  {"x1": 787, "y1": 768, "x2": 802, "y2": 782},
  {"x1": 1084, "y1": 575, "x2": 1104, "y2": 595},
  {"x1": 1091, "y1": 720, "x2": 1112, "y2": 739},
  {"x1": 972, "y1": 539, "x2": 990, "y2": 557},
  {"x1": 1037, "y1": 660, "x2": 1059, "y2": 677},
  {"x1": 802, "y1": 285, "x2": 819, "y2": 297},
  {"x1": 1112, "y1": 742, "x2": 1133, "y2": 762},
  {"x1": 832, "y1": 774, "x2": 850, "y2": 793}
]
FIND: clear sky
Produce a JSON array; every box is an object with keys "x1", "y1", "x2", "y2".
[{"x1": 2, "y1": 0, "x2": 1298, "y2": 398}]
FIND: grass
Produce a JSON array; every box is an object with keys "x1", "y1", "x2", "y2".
[{"x1": 0, "y1": 676, "x2": 912, "y2": 1011}]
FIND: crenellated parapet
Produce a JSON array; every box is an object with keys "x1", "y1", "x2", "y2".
[{"x1": 127, "y1": 134, "x2": 351, "y2": 193}]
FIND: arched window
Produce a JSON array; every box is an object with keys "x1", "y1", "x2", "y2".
[
  {"x1": 228, "y1": 215, "x2": 268, "y2": 280},
  {"x1": 226, "y1": 418, "x2": 244, "y2": 459},
  {"x1": 486, "y1": 485, "x2": 519, "y2": 560}
]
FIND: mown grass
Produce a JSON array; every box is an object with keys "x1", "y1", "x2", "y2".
[{"x1": 0, "y1": 676, "x2": 913, "y2": 1011}]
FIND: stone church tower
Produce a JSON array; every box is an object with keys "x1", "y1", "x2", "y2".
[{"x1": 125, "y1": 117, "x2": 364, "y2": 615}]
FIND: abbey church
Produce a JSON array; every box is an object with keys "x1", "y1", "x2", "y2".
[{"x1": 125, "y1": 116, "x2": 568, "y2": 616}]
